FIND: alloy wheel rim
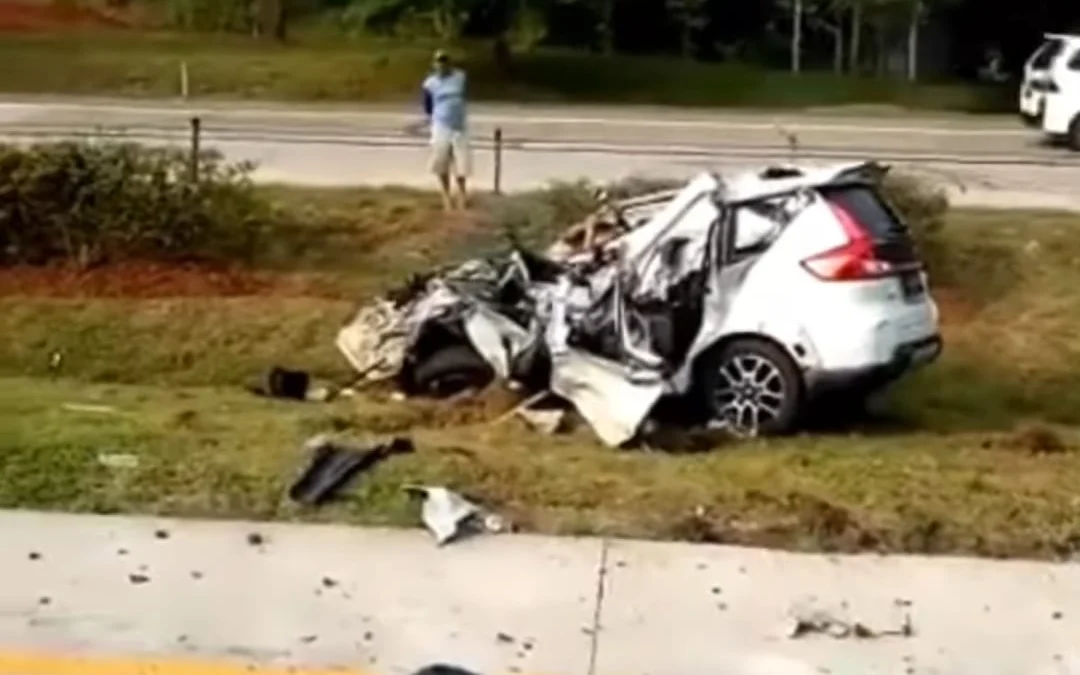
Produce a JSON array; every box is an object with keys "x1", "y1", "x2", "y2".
[{"x1": 712, "y1": 354, "x2": 786, "y2": 433}]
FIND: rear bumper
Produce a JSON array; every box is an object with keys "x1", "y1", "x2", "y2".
[
  {"x1": 1042, "y1": 94, "x2": 1077, "y2": 135},
  {"x1": 806, "y1": 334, "x2": 943, "y2": 397}
]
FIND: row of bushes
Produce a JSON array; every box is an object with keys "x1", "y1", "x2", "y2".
[
  {"x1": 0, "y1": 142, "x2": 267, "y2": 268},
  {"x1": 0, "y1": 140, "x2": 950, "y2": 270}
]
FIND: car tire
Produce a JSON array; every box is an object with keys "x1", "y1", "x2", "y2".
[
  {"x1": 698, "y1": 338, "x2": 803, "y2": 436},
  {"x1": 410, "y1": 344, "x2": 495, "y2": 398},
  {"x1": 1069, "y1": 115, "x2": 1080, "y2": 152}
]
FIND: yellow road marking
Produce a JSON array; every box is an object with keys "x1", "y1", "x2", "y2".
[{"x1": 0, "y1": 650, "x2": 370, "y2": 675}]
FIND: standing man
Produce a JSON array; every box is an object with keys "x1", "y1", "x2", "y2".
[{"x1": 422, "y1": 50, "x2": 471, "y2": 210}]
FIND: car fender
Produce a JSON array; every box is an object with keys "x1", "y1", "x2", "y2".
[{"x1": 669, "y1": 317, "x2": 823, "y2": 394}]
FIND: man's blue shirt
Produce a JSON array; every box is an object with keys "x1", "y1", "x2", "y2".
[{"x1": 422, "y1": 69, "x2": 467, "y2": 132}]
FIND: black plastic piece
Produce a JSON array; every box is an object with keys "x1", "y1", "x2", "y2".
[
  {"x1": 288, "y1": 437, "x2": 415, "y2": 506},
  {"x1": 266, "y1": 367, "x2": 310, "y2": 400}
]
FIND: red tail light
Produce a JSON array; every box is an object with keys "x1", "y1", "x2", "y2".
[{"x1": 800, "y1": 203, "x2": 895, "y2": 281}]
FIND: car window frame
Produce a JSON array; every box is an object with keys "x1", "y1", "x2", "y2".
[
  {"x1": 1067, "y1": 45, "x2": 1080, "y2": 71},
  {"x1": 1031, "y1": 37, "x2": 1066, "y2": 71}
]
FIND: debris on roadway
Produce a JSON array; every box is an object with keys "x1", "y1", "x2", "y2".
[
  {"x1": 62, "y1": 402, "x2": 117, "y2": 414},
  {"x1": 252, "y1": 366, "x2": 338, "y2": 403},
  {"x1": 337, "y1": 161, "x2": 942, "y2": 446},
  {"x1": 289, "y1": 435, "x2": 415, "y2": 506},
  {"x1": 785, "y1": 601, "x2": 914, "y2": 640},
  {"x1": 404, "y1": 485, "x2": 509, "y2": 546},
  {"x1": 97, "y1": 452, "x2": 139, "y2": 470}
]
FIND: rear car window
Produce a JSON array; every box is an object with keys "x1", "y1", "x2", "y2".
[
  {"x1": 820, "y1": 186, "x2": 907, "y2": 240},
  {"x1": 1068, "y1": 46, "x2": 1080, "y2": 70},
  {"x1": 1031, "y1": 38, "x2": 1065, "y2": 70}
]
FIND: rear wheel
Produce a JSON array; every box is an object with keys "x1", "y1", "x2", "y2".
[
  {"x1": 698, "y1": 339, "x2": 803, "y2": 436},
  {"x1": 1068, "y1": 115, "x2": 1080, "y2": 152}
]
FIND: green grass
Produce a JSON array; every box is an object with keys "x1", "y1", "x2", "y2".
[
  {"x1": 2, "y1": 187, "x2": 1080, "y2": 558},
  {"x1": 0, "y1": 31, "x2": 1013, "y2": 112},
  {"x1": 3, "y1": 376, "x2": 1080, "y2": 557}
]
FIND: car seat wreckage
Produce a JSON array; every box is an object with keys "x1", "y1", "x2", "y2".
[{"x1": 336, "y1": 161, "x2": 899, "y2": 447}]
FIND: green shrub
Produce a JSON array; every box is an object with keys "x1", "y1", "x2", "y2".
[
  {"x1": 164, "y1": 0, "x2": 253, "y2": 32},
  {"x1": 482, "y1": 180, "x2": 597, "y2": 250},
  {"x1": 880, "y1": 170, "x2": 951, "y2": 275},
  {"x1": 481, "y1": 176, "x2": 687, "y2": 252},
  {"x1": 483, "y1": 171, "x2": 948, "y2": 257},
  {"x1": 0, "y1": 141, "x2": 268, "y2": 268}
]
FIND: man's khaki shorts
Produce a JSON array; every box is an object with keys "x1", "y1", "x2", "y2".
[{"x1": 429, "y1": 126, "x2": 472, "y2": 179}]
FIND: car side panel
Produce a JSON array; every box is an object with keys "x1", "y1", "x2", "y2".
[{"x1": 702, "y1": 193, "x2": 940, "y2": 377}]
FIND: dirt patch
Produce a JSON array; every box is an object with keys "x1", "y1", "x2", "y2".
[
  {"x1": 933, "y1": 287, "x2": 983, "y2": 326},
  {"x1": 0, "y1": 1, "x2": 128, "y2": 31},
  {"x1": 404, "y1": 386, "x2": 527, "y2": 428},
  {"x1": 990, "y1": 424, "x2": 1073, "y2": 456},
  {"x1": 359, "y1": 208, "x2": 491, "y2": 258},
  {"x1": 0, "y1": 262, "x2": 334, "y2": 299},
  {"x1": 424, "y1": 385, "x2": 526, "y2": 427}
]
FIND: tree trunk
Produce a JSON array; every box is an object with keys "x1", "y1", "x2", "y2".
[
  {"x1": 875, "y1": 23, "x2": 886, "y2": 76},
  {"x1": 848, "y1": 1, "x2": 862, "y2": 73},
  {"x1": 600, "y1": 0, "x2": 616, "y2": 55},
  {"x1": 258, "y1": 0, "x2": 285, "y2": 42},
  {"x1": 274, "y1": 2, "x2": 287, "y2": 42},
  {"x1": 250, "y1": 1, "x2": 260, "y2": 37},
  {"x1": 906, "y1": 0, "x2": 921, "y2": 82},
  {"x1": 834, "y1": 25, "x2": 844, "y2": 74},
  {"x1": 791, "y1": 0, "x2": 803, "y2": 73},
  {"x1": 493, "y1": 34, "x2": 512, "y2": 73}
]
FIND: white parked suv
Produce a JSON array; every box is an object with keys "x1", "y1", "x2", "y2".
[
  {"x1": 1020, "y1": 33, "x2": 1080, "y2": 149},
  {"x1": 338, "y1": 163, "x2": 943, "y2": 442}
]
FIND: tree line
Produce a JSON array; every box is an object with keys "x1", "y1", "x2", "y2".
[{"x1": 167, "y1": 0, "x2": 1080, "y2": 80}]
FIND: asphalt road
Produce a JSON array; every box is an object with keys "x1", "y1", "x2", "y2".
[
  {"x1": 3, "y1": 511, "x2": 1080, "y2": 675},
  {"x1": 1, "y1": 97, "x2": 1079, "y2": 210}
]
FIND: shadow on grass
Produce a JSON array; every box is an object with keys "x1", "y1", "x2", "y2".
[{"x1": 889, "y1": 361, "x2": 1080, "y2": 431}]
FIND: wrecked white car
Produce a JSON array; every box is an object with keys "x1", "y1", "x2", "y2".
[{"x1": 337, "y1": 162, "x2": 942, "y2": 446}]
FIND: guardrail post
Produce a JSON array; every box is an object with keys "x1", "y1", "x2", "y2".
[
  {"x1": 190, "y1": 116, "x2": 201, "y2": 182},
  {"x1": 493, "y1": 127, "x2": 503, "y2": 195}
]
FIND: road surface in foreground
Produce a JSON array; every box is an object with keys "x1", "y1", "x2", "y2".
[
  {"x1": 1, "y1": 98, "x2": 1079, "y2": 211},
  {"x1": 1, "y1": 511, "x2": 1079, "y2": 675}
]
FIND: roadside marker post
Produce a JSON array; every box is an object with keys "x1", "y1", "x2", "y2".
[
  {"x1": 494, "y1": 127, "x2": 503, "y2": 195},
  {"x1": 189, "y1": 116, "x2": 201, "y2": 183}
]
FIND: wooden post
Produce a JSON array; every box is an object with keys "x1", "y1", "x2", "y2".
[
  {"x1": 493, "y1": 127, "x2": 503, "y2": 195},
  {"x1": 190, "y1": 116, "x2": 201, "y2": 183},
  {"x1": 180, "y1": 61, "x2": 189, "y2": 100}
]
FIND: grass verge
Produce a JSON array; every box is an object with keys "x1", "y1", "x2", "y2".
[
  {"x1": 0, "y1": 31, "x2": 1011, "y2": 112},
  {"x1": 1, "y1": 186, "x2": 1080, "y2": 558}
]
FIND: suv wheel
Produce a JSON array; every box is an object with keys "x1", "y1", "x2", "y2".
[
  {"x1": 410, "y1": 344, "x2": 494, "y2": 398},
  {"x1": 1069, "y1": 115, "x2": 1080, "y2": 152},
  {"x1": 698, "y1": 338, "x2": 803, "y2": 436}
]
